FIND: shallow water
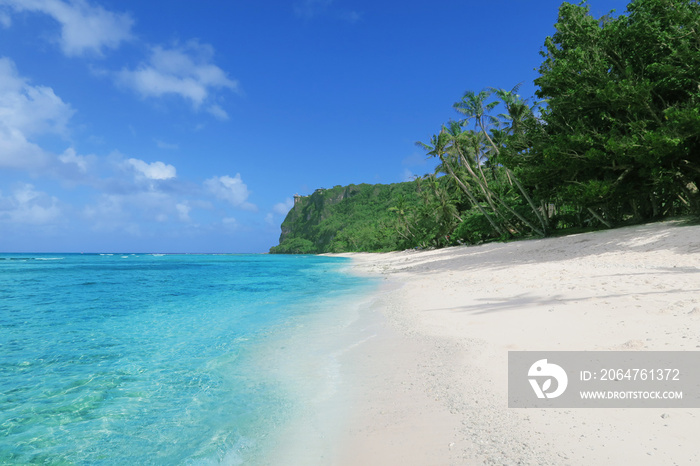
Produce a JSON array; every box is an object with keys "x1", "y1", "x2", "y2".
[{"x1": 0, "y1": 253, "x2": 376, "y2": 464}]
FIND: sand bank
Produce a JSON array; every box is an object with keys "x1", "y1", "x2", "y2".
[{"x1": 332, "y1": 220, "x2": 700, "y2": 465}]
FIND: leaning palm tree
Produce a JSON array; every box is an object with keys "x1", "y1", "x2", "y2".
[
  {"x1": 416, "y1": 132, "x2": 507, "y2": 237},
  {"x1": 453, "y1": 88, "x2": 548, "y2": 236},
  {"x1": 444, "y1": 121, "x2": 493, "y2": 194},
  {"x1": 424, "y1": 175, "x2": 462, "y2": 223},
  {"x1": 442, "y1": 122, "x2": 542, "y2": 236}
]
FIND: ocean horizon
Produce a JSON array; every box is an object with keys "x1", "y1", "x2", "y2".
[{"x1": 0, "y1": 253, "x2": 377, "y2": 464}]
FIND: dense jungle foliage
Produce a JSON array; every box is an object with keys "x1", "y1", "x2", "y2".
[
  {"x1": 271, "y1": 0, "x2": 700, "y2": 254},
  {"x1": 269, "y1": 183, "x2": 426, "y2": 253}
]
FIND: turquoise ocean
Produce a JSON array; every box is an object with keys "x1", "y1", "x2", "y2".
[{"x1": 0, "y1": 253, "x2": 376, "y2": 464}]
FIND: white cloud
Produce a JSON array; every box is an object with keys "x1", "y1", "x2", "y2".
[
  {"x1": 204, "y1": 174, "x2": 256, "y2": 211},
  {"x1": 0, "y1": 128, "x2": 50, "y2": 170},
  {"x1": 401, "y1": 168, "x2": 416, "y2": 182},
  {"x1": 0, "y1": 0, "x2": 134, "y2": 56},
  {"x1": 0, "y1": 57, "x2": 74, "y2": 137},
  {"x1": 0, "y1": 183, "x2": 62, "y2": 225},
  {"x1": 0, "y1": 57, "x2": 74, "y2": 170},
  {"x1": 266, "y1": 197, "x2": 294, "y2": 225},
  {"x1": 206, "y1": 104, "x2": 228, "y2": 121},
  {"x1": 83, "y1": 193, "x2": 122, "y2": 223},
  {"x1": 83, "y1": 196, "x2": 141, "y2": 236},
  {"x1": 58, "y1": 147, "x2": 89, "y2": 173},
  {"x1": 0, "y1": 11, "x2": 10, "y2": 27},
  {"x1": 273, "y1": 197, "x2": 294, "y2": 215},
  {"x1": 83, "y1": 190, "x2": 183, "y2": 234},
  {"x1": 116, "y1": 41, "x2": 238, "y2": 110},
  {"x1": 127, "y1": 158, "x2": 176, "y2": 180},
  {"x1": 176, "y1": 202, "x2": 191, "y2": 222}
]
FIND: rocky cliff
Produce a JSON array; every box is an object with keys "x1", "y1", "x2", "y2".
[{"x1": 269, "y1": 181, "x2": 421, "y2": 254}]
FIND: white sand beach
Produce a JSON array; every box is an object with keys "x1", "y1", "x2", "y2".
[{"x1": 328, "y1": 220, "x2": 700, "y2": 465}]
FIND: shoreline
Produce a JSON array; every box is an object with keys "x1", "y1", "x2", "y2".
[{"x1": 327, "y1": 220, "x2": 700, "y2": 464}]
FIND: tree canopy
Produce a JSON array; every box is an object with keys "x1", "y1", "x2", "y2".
[{"x1": 528, "y1": 0, "x2": 700, "y2": 222}]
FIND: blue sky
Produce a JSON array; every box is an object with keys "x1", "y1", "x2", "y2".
[{"x1": 0, "y1": 0, "x2": 629, "y2": 253}]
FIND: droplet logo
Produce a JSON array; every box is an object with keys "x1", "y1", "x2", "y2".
[{"x1": 528, "y1": 359, "x2": 568, "y2": 399}]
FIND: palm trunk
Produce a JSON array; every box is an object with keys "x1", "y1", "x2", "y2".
[
  {"x1": 587, "y1": 207, "x2": 612, "y2": 228},
  {"x1": 455, "y1": 146, "x2": 500, "y2": 214},
  {"x1": 440, "y1": 155, "x2": 508, "y2": 237},
  {"x1": 454, "y1": 143, "x2": 542, "y2": 236},
  {"x1": 478, "y1": 118, "x2": 548, "y2": 236}
]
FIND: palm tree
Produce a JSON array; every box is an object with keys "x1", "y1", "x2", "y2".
[
  {"x1": 443, "y1": 121, "x2": 493, "y2": 196},
  {"x1": 445, "y1": 122, "x2": 547, "y2": 236},
  {"x1": 453, "y1": 88, "x2": 548, "y2": 236},
  {"x1": 453, "y1": 89, "x2": 500, "y2": 132},
  {"x1": 419, "y1": 175, "x2": 462, "y2": 246},
  {"x1": 388, "y1": 194, "x2": 415, "y2": 243},
  {"x1": 491, "y1": 84, "x2": 528, "y2": 133},
  {"x1": 416, "y1": 132, "x2": 507, "y2": 237}
]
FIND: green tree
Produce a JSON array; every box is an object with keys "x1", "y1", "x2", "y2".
[
  {"x1": 416, "y1": 131, "x2": 508, "y2": 237},
  {"x1": 532, "y1": 0, "x2": 700, "y2": 224},
  {"x1": 453, "y1": 89, "x2": 548, "y2": 234}
]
